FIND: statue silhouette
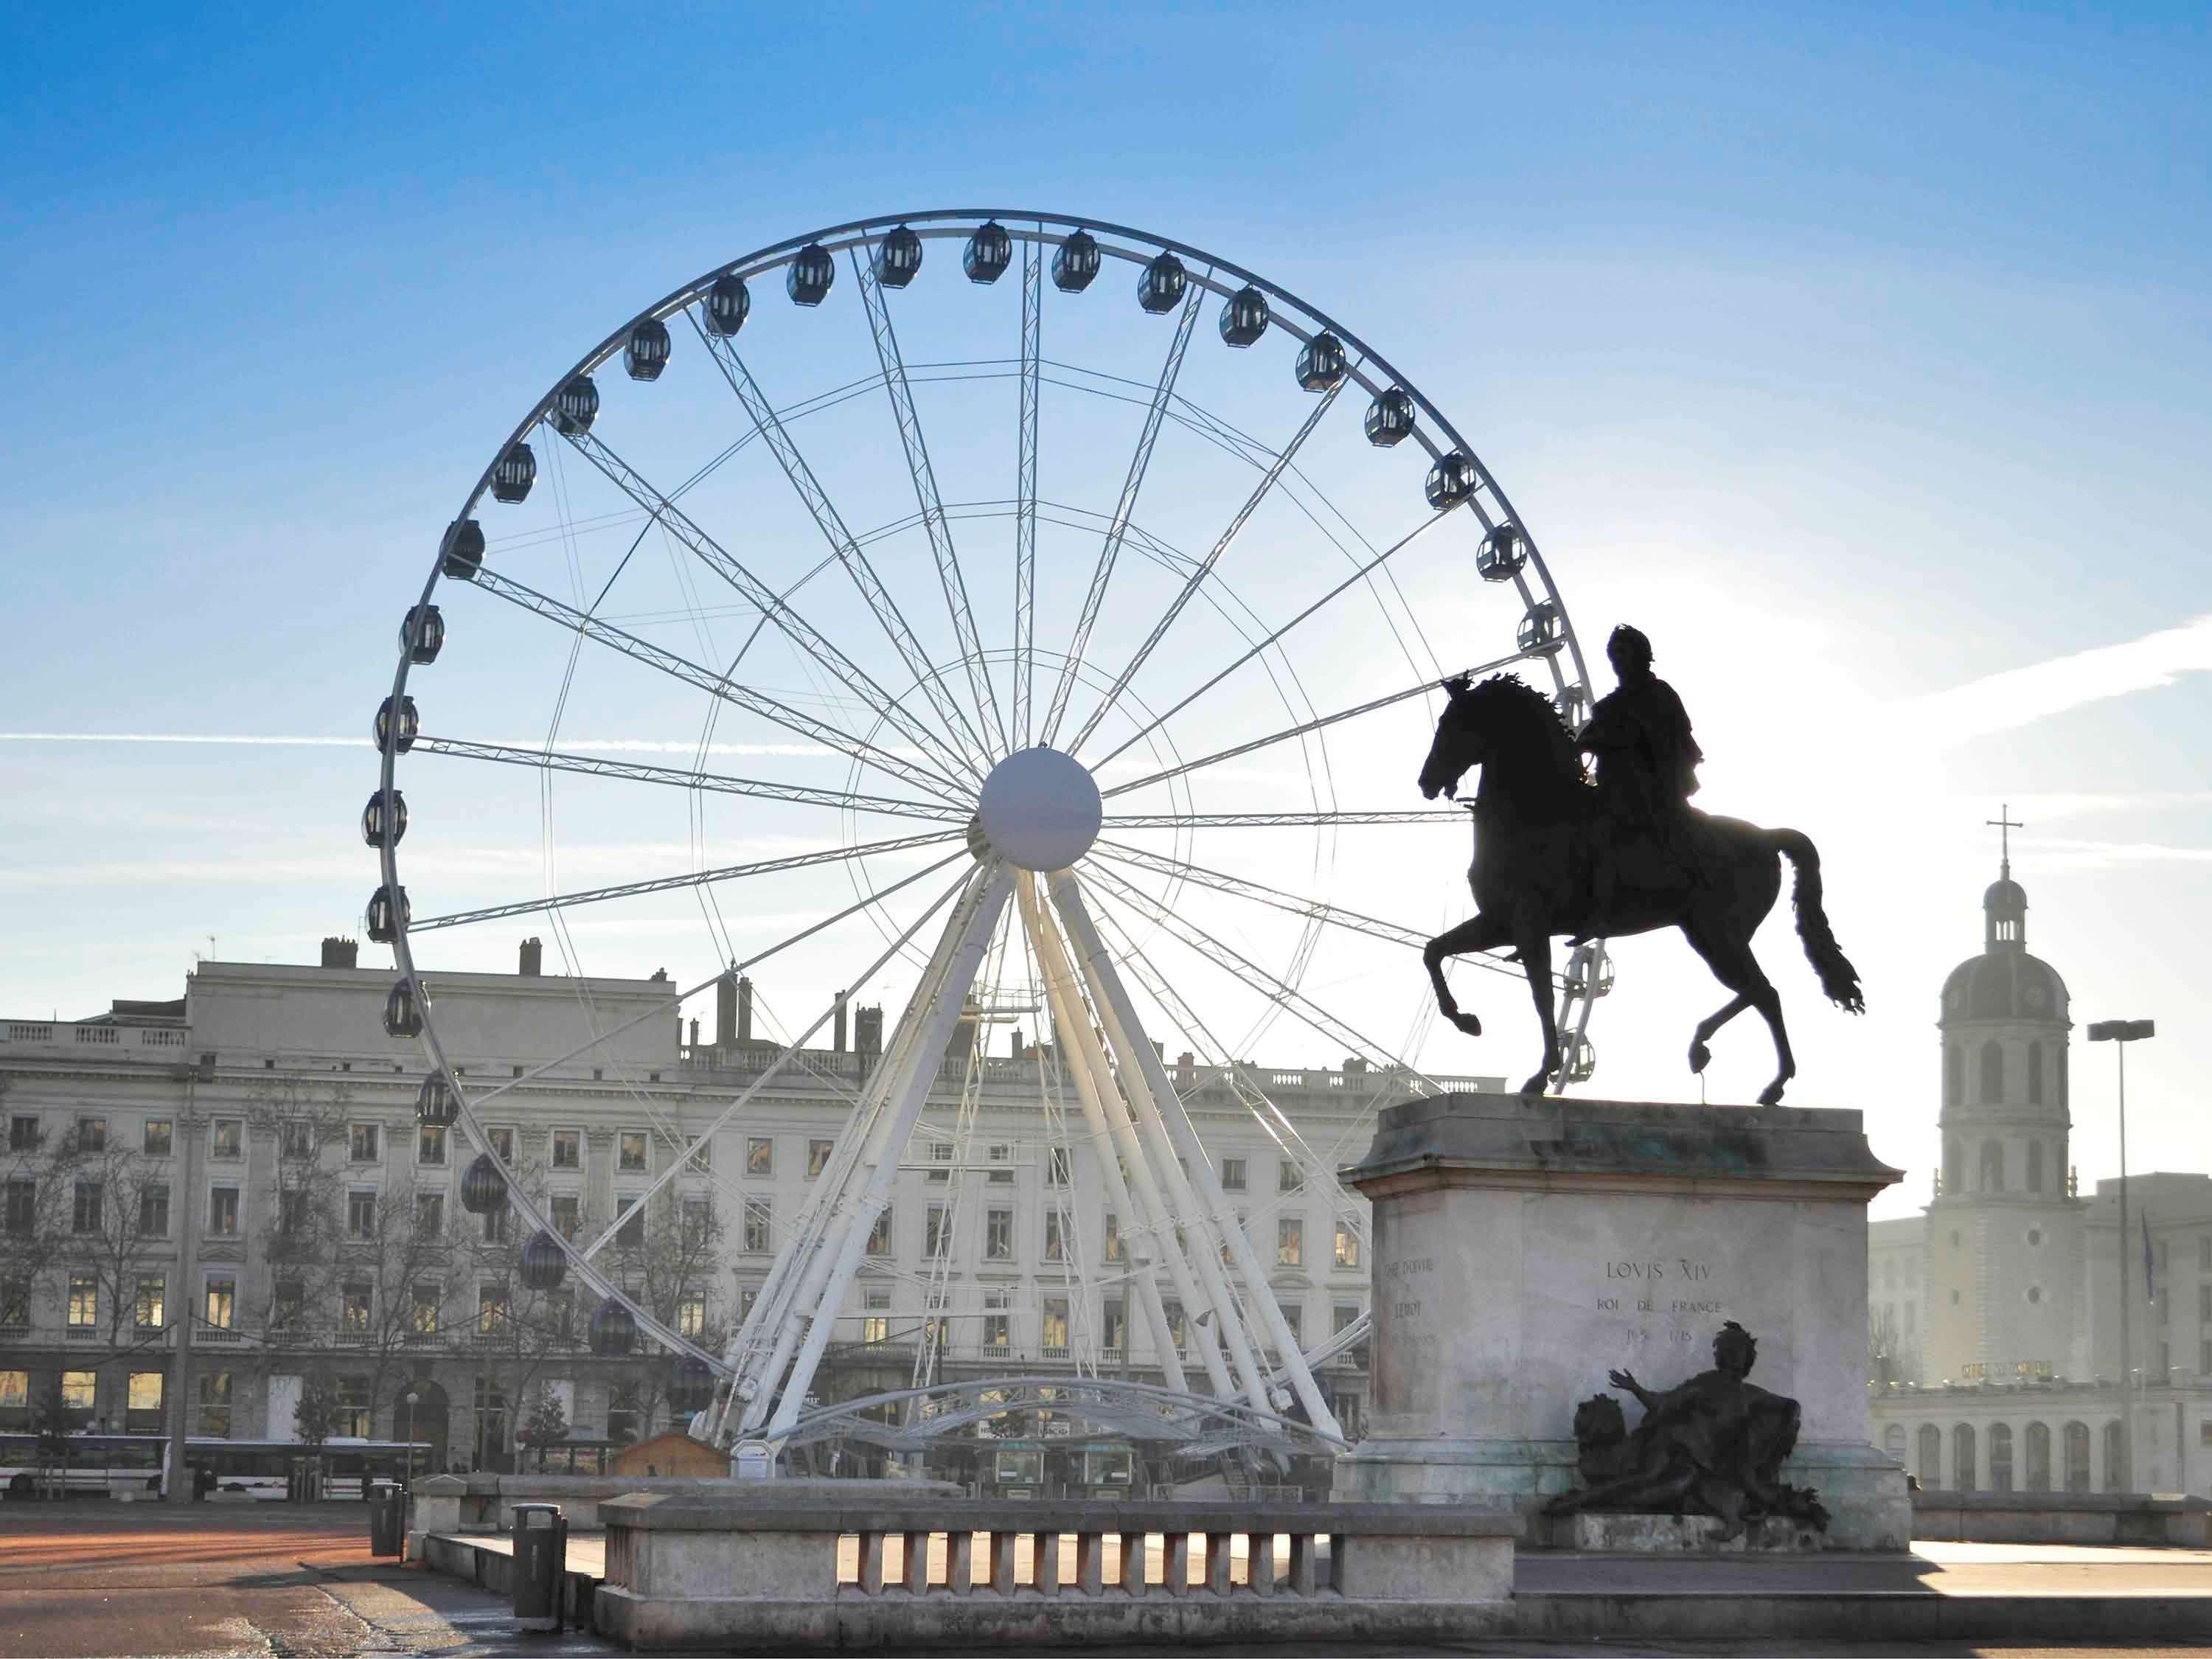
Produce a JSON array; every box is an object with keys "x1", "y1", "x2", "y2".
[
  {"x1": 1545, "y1": 1322, "x2": 1828, "y2": 1539},
  {"x1": 1577, "y1": 625, "x2": 1704, "y2": 935},
  {"x1": 1416, "y1": 664, "x2": 1863, "y2": 1104}
]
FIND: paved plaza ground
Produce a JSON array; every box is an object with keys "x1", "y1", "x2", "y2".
[{"x1": 7, "y1": 1500, "x2": 2212, "y2": 1657}]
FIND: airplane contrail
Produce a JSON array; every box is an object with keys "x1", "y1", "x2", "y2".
[{"x1": 1914, "y1": 613, "x2": 2212, "y2": 747}]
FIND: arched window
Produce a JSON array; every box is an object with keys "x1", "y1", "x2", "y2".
[
  {"x1": 2027, "y1": 1139, "x2": 2045, "y2": 1194},
  {"x1": 1981, "y1": 1040, "x2": 2005, "y2": 1104},
  {"x1": 2025, "y1": 1421, "x2": 2052, "y2": 1491},
  {"x1": 2065, "y1": 1421, "x2": 2091, "y2": 1492},
  {"x1": 1884, "y1": 1423, "x2": 1907, "y2": 1464},
  {"x1": 1989, "y1": 1422, "x2": 2014, "y2": 1492},
  {"x1": 1954, "y1": 1423, "x2": 1978, "y2": 1492},
  {"x1": 1944, "y1": 1138, "x2": 1964, "y2": 1196},
  {"x1": 2104, "y1": 1422, "x2": 2124, "y2": 1492},
  {"x1": 2028, "y1": 1040, "x2": 2045, "y2": 1105},
  {"x1": 1980, "y1": 1138, "x2": 2005, "y2": 1193},
  {"x1": 1918, "y1": 1424, "x2": 1942, "y2": 1486},
  {"x1": 1945, "y1": 1043, "x2": 1964, "y2": 1105}
]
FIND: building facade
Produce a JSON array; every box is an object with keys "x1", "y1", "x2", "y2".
[
  {"x1": 1870, "y1": 857, "x2": 2211, "y2": 1495},
  {"x1": 2, "y1": 942, "x2": 1485, "y2": 1482}
]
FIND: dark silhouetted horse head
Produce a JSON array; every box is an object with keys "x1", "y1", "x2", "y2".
[{"x1": 1418, "y1": 672, "x2": 1580, "y2": 801}]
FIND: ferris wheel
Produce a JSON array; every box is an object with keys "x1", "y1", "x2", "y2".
[{"x1": 366, "y1": 209, "x2": 1601, "y2": 1444}]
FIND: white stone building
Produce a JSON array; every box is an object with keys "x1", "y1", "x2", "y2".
[
  {"x1": 1869, "y1": 856, "x2": 2211, "y2": 1495},
  {"x1": 2, "y1": 942, "x2": 1489, "y2": 1480}
]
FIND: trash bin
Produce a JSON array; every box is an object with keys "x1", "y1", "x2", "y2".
[
  {"x1": 366, "y1": 1479, "x2": 404, "y2": 1557},
  {"x1": 512, "y1": 1503, "x2": 567, "y2": 1633}
]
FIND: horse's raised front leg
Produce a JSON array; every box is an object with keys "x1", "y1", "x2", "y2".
[
  {"x1": 1424, "y1": 913, "x2": 1511, "y2": 1038},
  {"x1": 1517, "y1": 931, "x2": 1559, "y2": 1097}
]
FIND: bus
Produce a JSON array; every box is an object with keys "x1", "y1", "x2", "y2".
[{"x1": 0, "y1": 1433, "x2": 431, "y2": 1500}]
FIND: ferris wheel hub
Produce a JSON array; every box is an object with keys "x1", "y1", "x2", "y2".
[{"x1": 975, "y1": 745, "x2": 1102, "y2": 872}]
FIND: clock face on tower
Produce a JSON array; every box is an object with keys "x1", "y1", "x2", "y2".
[{"x1": 2027, "y1": 984, "x2": 2048, "y2": 1012}]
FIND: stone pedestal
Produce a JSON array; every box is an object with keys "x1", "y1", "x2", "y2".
[{"x1": 1331, "y1": 1093, "x2": 1909, "y2": 1551}]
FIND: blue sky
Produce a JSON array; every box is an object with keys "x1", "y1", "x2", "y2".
[{"x1": 2, "y1": 4, "x2": 2208, "y2": 1217}]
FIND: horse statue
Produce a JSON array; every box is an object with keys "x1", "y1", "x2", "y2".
[{"x1": 1416, "y1": 672, "x2": 1863, "y2": 1105}]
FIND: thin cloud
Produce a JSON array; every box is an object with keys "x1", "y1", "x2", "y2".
[
  {"x1": 0, "y1": 733, "x2": 848, "y2": 758},
  {"x1": 1915, "y1": 613, "x2": 2212, "y2": 746}
]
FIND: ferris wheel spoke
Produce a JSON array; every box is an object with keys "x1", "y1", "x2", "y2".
[
  {"x1": 465, "y1": 565, "x2": 971, "y2": 804},
  {"x1": 1082, "y1": 863, "x2": 1441, "y2": 1083},
  {"x1": 409, "y1": 829, "x2": 967, "y2": 932},
  {"x1": 1087, "y1": 509, "x2": 1458, "y2": 773},
  {"x1": 1091, "y1": 840, "x2": 1540, "y2": 986},
  {"x1": 852, "y1": 250, "x2": 1009, "y2": 759},
  {"x1": 1039, "y1": 277, "x2": 1206, "y2": 747},
  {"x1": 1101, "y1": 643, "x2": 1542, "y2": 802},
  {"x1": 1102, "y1": 810, "x2": 1461, "y2": 827},
  {"x1": 410, "y1": 735, "x2": 967, "y2": 823},
  {"x1": 1014, "y1": 237, "x2": 1043, "y2": 748},
  {"x1": 1068, "y1": 378, "x2": 1347, "y2": 756},
  {"x1": 554, "y1": 422, "x2": 981, "y2": 789},
  {"x1": 689, "y1": 321, "x2": 992, "y2": 777}
]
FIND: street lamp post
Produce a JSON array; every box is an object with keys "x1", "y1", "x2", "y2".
[
  {"x1": 2089, "y1": 1018, "x2": 2155, "y2": 1492},
  {"x1": 402, "y1": 1388, "x2": 420, "y2": 1495}
]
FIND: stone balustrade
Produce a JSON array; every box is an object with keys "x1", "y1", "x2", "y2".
[
  {"x1": 408, "y1": 1471, "x2": 959, "y2": 1539},
  {"x1": 595, "y1": 1494, "x2": 1517, "y2": 1649}
]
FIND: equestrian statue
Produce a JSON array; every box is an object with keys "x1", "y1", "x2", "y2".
[{"x1": 1417, "y1": 625, "x2": 1863, "y2": 1105}]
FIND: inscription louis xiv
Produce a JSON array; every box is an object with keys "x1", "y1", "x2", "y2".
[{"x1": 1594, "y1": 1259, "x2": 1723, "y2": 1340}]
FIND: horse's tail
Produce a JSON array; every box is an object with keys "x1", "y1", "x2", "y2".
[{"x1": 1770, "y1": 829, "x2": 1865, "y2": 1014}]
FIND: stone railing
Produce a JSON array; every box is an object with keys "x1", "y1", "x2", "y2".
[
  {"x1": 411, "y1": 1471, "x2": 963, "y2": 1536},
  {"x1": 594, "y1": 1495, "x2": 1516, "y2": 1649},
  {"x1": 1911, "y1": 1488, "x2": 2212, "y2": 1547}
]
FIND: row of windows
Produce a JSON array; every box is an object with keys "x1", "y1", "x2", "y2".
[
  {"x1": 848, "y1": 1293, "x2": 1363, "y2": 1357},
  {"x1": 1943, "y1": 1040, "x2": 2065, "y2": 1108},
  {"x1": 0, "y1": 1366, "x2": 238, "y2": 1436},
  {"x1": 10, "y1": 1113, "x2": 1320, "y2": 1194},
  {"x1": 6, "y1": 1268, "x2": 717, "y2": 1346},
  {"x1": 730, "y1": 1196, "x2": 1363, "y2": 1270},
  {"x1": 1939, "y1": 1135, "x2": 2064, "y2": 1196},
  {"x1": 1891, "y1": 1419, "x2": 2112, "y2": 1494}
]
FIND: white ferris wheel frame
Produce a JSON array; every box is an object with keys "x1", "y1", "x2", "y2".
[{"x1": 371, "y1": 208, "x2": 1607, "y2": 1453}]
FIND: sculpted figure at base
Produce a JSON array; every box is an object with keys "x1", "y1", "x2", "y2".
[
  {"x1": 1416, "y1": 627, "x2": 1865, "y2": 1104},
  {"x1": 1545, "y1": 1322, "x2": 1829, "y2": 1540}
]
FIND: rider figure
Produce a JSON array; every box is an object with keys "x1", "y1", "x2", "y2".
[{"x1": 1578, "y1": 625, "x2": 1703, "y2": 927}]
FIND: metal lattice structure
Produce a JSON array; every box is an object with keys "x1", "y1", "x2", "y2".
[{"x1": 370, "y1": 210, "x2": 1601, "y2": 1461}]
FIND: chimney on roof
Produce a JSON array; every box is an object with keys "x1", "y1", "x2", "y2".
[
  {"x1": 833, "y1": 990, "x2": 849, "y2": 1054},
  {"x1": 714, "y1": 969, "x2": 736, "y2": 1047},
  {"x1": 738, "y1": 975, "x2": 754, "y2": 1044},
  {"x1": 320, "y1": 937, "x2": 358, "y2": 970},
  {"x1": 518, "y1": 938, "x2": 543, "y2": 976},
  {"x1": 855, "y1": 1004, "x2": 883, "y2": 1062}
]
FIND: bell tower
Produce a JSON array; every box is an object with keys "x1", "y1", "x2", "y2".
[{"x1": 1924, "y1": 808, "x2": 2084, "y2": 1386}]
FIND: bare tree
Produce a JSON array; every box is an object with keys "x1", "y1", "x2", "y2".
[
  {"x1": 1869, "y1": 1301, "x2": 1915, "y2": 1388},
  {"x1": 0, "y1": 1118, "x2": 70, "y2": 1333},
  {"x1": 602, "y1": 1186, "x2": 728, "y2": 1439},
  {"x1": 49, "y1": 1124, "x2": 173, "y2": 1349},
  {"x1": 326, "y1": 1166, "x2": 460, "y2": 1436}
]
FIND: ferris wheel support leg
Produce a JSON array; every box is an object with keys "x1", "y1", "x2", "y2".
[
  {"x1": 709, "y1": 874, "x2": 978, "y2": 1444},
  {"x1": 1048, "y1": 873, "x2": 1276, "y2": 1417},
  {"x1": 720, "y1": 866, "x2": 995, "y2": 1441},
  {"x1": 1024, "y1": 875, "x2": 1234, "y2": 1402},
  {"x1": 1018, "y1": 874, "x2": 1189, "y2": 1397},
  {"x1": 1040, "y1": 876, "x2": 1274, "y2": 1425},
  {"x1": 754, "y1": 866, "x2": 1015, "y2": 1443},
  {"x1": 1050, "y1": 870, "x2": 1346, "y2": 1441}
]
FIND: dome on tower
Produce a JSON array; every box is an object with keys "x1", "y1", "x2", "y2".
[
  {"x1": 1941, "y1": 855, "x2": 2067, "y2": 1024},
  {"x1": 1942, "y1": 949, "x2": 2067, "y2": 1024}
]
